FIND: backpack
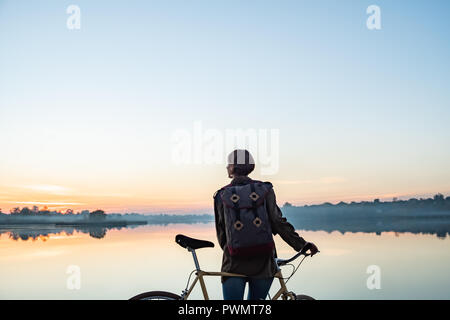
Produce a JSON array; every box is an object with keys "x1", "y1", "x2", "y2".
[{"x1": 220, "y1": 182, "x2": 275, "y2": 257}]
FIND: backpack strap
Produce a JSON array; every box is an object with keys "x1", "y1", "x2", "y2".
[
  {"x1": 213, "y1": 183, "x2": 232, "y2": 199},
  {"x1": 230, "y1": 186, "x2": 241, "y2": 222},
  {"x1": 249, "y1": 182, "x2": 259, "y2": 219},
  {"x1": 230, "y1": 186, "x2": 245, "y2": 231}
]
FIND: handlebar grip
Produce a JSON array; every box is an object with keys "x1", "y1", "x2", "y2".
[
  {"x1": 300, "y1": 242, "x2": 320, "y2": 256},
  {"x1": 299, "y1": 242, "x2": 311, "y2": 255},
  {"x1": 275, "y1": 243, "x2": 318, "y2": 267}
]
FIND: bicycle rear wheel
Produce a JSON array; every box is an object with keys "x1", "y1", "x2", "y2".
[
  {"x1": 295, "y1": 294, "x2": 315, "y2": 300},
  {"x1": 129, "y1": 291, "x2": 182, "y2": 300}
]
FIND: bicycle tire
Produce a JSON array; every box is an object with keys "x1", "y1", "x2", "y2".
[
  {"x1": 295, "y1": 294, "x2": 315, "y2": 300},
  {"x1": 129, "y1": 291, "x2": 182, "y2": 300}
]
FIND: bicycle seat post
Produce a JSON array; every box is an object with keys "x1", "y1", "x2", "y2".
[{"x1": 188, "y1": 247, "x2": 201, "y2": 271}]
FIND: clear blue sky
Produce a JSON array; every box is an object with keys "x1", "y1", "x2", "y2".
[{"x1": 0, "y1": 0, "x2": 449, "y2": 213}]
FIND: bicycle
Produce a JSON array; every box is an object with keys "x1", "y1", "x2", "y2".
[{"x1": 130, "y1": 234, "x2": 316, "y2": 300}]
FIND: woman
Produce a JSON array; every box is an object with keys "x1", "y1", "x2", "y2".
[{"x1": 214, "y1": 149, "x2": 319, "y2": 300}]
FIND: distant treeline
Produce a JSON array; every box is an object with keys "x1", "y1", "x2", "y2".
[
  {"x1": 2, "y1": 194, "x2": 450, "y2": 238},
  {"x1": 0, "y1": 207, "x2": 214, "y2": 240},
  {"x1": 0, "y1": 206, "x2": 214, "y2": 226},
  {"x1": 282, "y1": 194, "x2": 450, "y2": 238},
  {"x1": 283, "y1": 193, "x2": 450, "y2": 216},
  {"x1": 1, "y1": 206, "x2": 105, "y2": 218},
  {"x1": 0, "y1": 208, "x2": 113, "y2": 224}
]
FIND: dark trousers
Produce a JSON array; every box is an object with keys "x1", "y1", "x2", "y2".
[{"x1": 222, "y1": 277, "x2": 274, "y2": 300}]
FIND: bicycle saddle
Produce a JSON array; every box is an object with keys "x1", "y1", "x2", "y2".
[{"x1": 175, "y1": 234, "x2": 215, "y2": 250}]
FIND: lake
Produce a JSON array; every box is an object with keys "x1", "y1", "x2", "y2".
[{"x1": 1, "y1": 223, "x2": 449, "y2": 299}]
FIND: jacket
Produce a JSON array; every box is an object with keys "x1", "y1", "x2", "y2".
[{"x1": 214, "y1": 176, "x2": 306, "y2": 282}]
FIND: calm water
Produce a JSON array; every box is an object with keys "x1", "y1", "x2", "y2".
[{"x1": 1, "y1": 223, "x2": 449, "y2": 299}]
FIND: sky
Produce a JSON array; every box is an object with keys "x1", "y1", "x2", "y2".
[{"x1": 0, "y1": 0, "x2": 449, "y2": 213}]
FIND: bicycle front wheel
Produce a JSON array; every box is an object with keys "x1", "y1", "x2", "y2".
[{"x1": 129, "y1": 291, "x2": 182, "y2": 300}]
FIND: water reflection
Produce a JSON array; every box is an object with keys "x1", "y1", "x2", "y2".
[
  {"x1": 1, "y1": 223, "x2": 450, "y2": 299},
  {"x1": 1, "y1": 220, "x2": 448, "y2": 242},
  {"x1": 0, "y1": 225, "x2": 139, "y2": 241},
  {"x1": 0, "y1": 222, "x2": 213, "y2": 241},
  {"x1": 283, "y1": 212, "x2": 450, "y2": 239}
]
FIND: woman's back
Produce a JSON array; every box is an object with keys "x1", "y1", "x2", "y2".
[{"x1": 214, "y1": 149, "x2": 318, "y2": 300}]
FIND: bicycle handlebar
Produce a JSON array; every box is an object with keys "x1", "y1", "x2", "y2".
[{"x1": 276, "y1": 243, "x2": 317, "y2": 267}]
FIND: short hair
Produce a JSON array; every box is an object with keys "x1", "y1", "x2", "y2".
[{"x1": 227, "y1": 149, "x2": 255, "y2": 176}]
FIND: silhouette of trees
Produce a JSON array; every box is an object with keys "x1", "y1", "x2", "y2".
[
  {"x1": 20, "y1": 207, "x2": 32, "y2": 215},
  {"x1": 3, "y1": 194, "x2": 449, "y2": 221},
  {"x1": 434, "y1": 194, "x2": 445, "y2": 205},
  {"x1": 281, "y1": 194, "x2": 450, "y2": 239},
  {"x1": 3, "y1": 207, "x2": 104, "y2": 218},
  {"x1": 282, "y1": 194, "x2": 450, "y2": 211},
  {"x1": 89, "y1": 210, "x2": 106, "y2": 221}
]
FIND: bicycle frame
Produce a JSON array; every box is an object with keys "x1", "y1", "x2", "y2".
[{"x1": 180, "y1": 248, "x2": 296, "y2": 300}]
